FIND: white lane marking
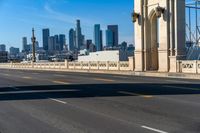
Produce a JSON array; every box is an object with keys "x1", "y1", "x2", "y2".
[
  {"x1": 10, "y1": 87, "x2": 20, "y2": 90},
  {"x1": 163, "y1": 85, "x2": 200, "y2": 91},
  {"x1": 112, "y1": 76, "x2": 128, "y2": 79},
  {"x1": 94, "y1": 78, "x2": 115, "y2": 82},
  {"x1": 52, "y1": 81, "x2": 70, "y2": 85},
  {"x1": 54, "y1": 74, "x2": 65, "y2": 77},
  {"x1": 119, "y1": 91, "x2": 153, "y2": 98},
  {"x1": 141, "y1": 126, "x2": 168, "y2": 133},
  {"x1": 22, "y1": 76, "x2": 32, "y2": 79},
  {"x1": 49, "y1": 98, "x2": 67, "y2": 104},
  {"x1": 165, "y1": 79, "x2": 191, "y2": 84}
]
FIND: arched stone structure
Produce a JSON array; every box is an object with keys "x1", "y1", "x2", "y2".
[{"x1": 133, "y1": 0, "x2": 186, "y2": 72}]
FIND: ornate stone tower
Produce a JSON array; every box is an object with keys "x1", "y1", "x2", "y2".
[
  {"x1": 31, "y1": 28, "x2": 36, "y2": 62},
  {"x1": 133, "y1": 0, "x2": 186, "y2": 72}
]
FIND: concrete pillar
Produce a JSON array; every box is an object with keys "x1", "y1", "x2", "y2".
[
  {"x1": 134, "y1": 0, "x2": 144, "y2": 72},
  {"x1": 65, "y1": 59, "x2": 68, "y2": 69},
  {"x1": 128, "y1": 57, "x2": 135, "y2": 71}
]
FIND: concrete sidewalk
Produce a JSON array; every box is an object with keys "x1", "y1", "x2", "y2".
[{"x1": 0, "y1": 67, "x2": 200, "y2": 80}]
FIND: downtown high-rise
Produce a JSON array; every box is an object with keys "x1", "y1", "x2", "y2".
[
  {"x1": 107, "y1": 25, "x2": 119, "y2": 47},
  {"x1": 42, "y1": 28, "x2": 50, "y2": 51},
  {"x1": 69, "y1": 29, "x2": 75, "y2": 51},
  {"x1": 106, "y1": 30, "x2": 114, "y2": 47},
  {"x1": 94, "y1": 24, "x2": 103, "y2": 51},
  {"x1": 22, "y1": 37, "x2": 27, "y2": 52},
  {"x1": 59, "y1": 34, "x2": 65, "y2": 51},
  {"x1": 0, "y1": 44, "x2": 6, "y2": 52},
  {"x1": 75, "y1": 20, "x2": 82, "y2": 50}
]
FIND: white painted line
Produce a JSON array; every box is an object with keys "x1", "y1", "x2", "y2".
[
  {"x1": 119, "y1": 91, "x2": 153, "y2": 98},
  {"x1": 163, "y1": 85, "x2": 200, "y2": 91},
  {"x1": 165, "y1": 79, "x2": 191, "y2": 84},
  {"x1": 52, "y1": 81, "x2": 70, "y2": 85},
  {"x1": 54, "y1": 74, "x2": 65, "y2": 77},
  {"x1": 94, "y1": 78, "x2": 115, "y2": 82},
  {"x1": 141, "y1": 126, "x2": 168, "y2": 133},
  {"x1": 10, "y1": 87, "x2": 20, "y2": 90},
  {"x1": 49, "y1": 98, "x2": 67, "y2": 104}
]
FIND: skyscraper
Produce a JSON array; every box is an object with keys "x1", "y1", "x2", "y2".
[
  {"x1": 106, "y1": 29, "x2": 114, "y2": 47},
  {"x1": 42, "y1": 28, "x2": 50, "y2": 51},
  {"x1": 54, "y1": 35, "x2": 59, "y2": 51},
  {"x1": 22, "y1": 37, "x2": 27, "y2": 52},
  {"x1": 94, "y1": 24, "x2": 103, "y2": 51},
  {"x1": 69, "y1": 29, "x2": 75, "y2": 51},
  {"x1": 48, "y1": 36, "x2": 55, "y2": 51},
  {"x1": 107, "y1": 25, "x2": 119, "y2": 47},
  {"x1": 75, "y1": 20, "x2": 82, "y2": 50},
  {"x1": 59, "y1": 34, "x2": 65, "y2": 51},
  {"x1": 0, "y1": 44, "x2": 6, "y2": 52},
  {"x1": 9, "y1": 47, "x2": 20, "y2": 56}
]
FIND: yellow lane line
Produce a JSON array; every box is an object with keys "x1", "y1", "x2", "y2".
[
  {"x1": 94, "y1": 78, "x2": 115, "y2": 82},
  {"x1": 119, "y1": 91, "x2": 153, "y2": 98},
  {"x1": 52, "y1": 80, "x2": 70, "y2": 85}
]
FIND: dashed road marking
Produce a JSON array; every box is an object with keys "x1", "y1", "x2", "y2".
[
  {"x1": 3, "y1": 73, "x2": 10, "y2": 76},
  {"x1": 141, "y1": 125, "x2": 168, "y2": 133},
  {"x1": 163, "y1": 85, "x2": 200, "y2": 91},
  {"x1": 22, "y1": 76, "x2": 32, "y2": 79},
  {"x1": 10, "y1": 87, "x2": 20, "y2": 90},
  {"x1": 52, "y1": 80, "x2": 70, "y2": 85},
  {"x1": 119, "y1": 91, "x2": 153, "y2": 98},
  {"x1": 49, "y1": 98, "x2": 67, "y2": 104},
  {"x1": 54, "y1": 74, "x2": 65, "y2": 77},
  {"x1": 94, "y1": 78, "x2": 115, "y2": 82},
  {"x1": 112, "y1": 76, "x2": 128, "y2": 79}
]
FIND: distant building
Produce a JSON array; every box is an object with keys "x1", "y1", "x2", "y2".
[
  {"x1": 106, "y1": 29, "x2": 114, "y2": 47},
  {"x1": 75, "y1": 20, "x2": 82, "y2": 50},
  {"x1": 54, "y1": 35, "x2": 59, "y2": 51},
  {"x1": 48, "y1": 36, "x2": 55, "y2": 52},
  {"x1": 22, "y1": 37, "x2": 28, "y2": 52},
  {"x1": 127, "y1": 44, "x2": 135, "y2": 57},
  {"x1": 86, "y1": 40, "x2": 92, "y2": 50},
  {"x1": 59, "y1": 34, "x2": 66, "y2": 51},
  {"x1": 78, "y1": 50, "x2": 128, "y2": 62},
  {"x1": 120, "y1": 41, "x2": 128, "y2": 51},
  {"x1": 9, "y1": 47, "x2": 20, "y2": 60},
  {"x1": 0, "y1": 44, "x2": 6, "y2": 52},
  {"x1": 0, "y1": 51, "x2": 8, "y2": 63},
  {"x1": 43, "y1": 28, "x2": 50, "y2": 51},
  {"x1": 9, "y1": 47, "x2": 20, "y2": 55},
  {"x1": 69, "y1": 28, "x2": 75, "y2": 51},
  {"x1": 94, "y1": 24, "x2": 103, "y2": 51},
  {"x1": 107, "y1": 25, "x2": 119, "y2": 47}
]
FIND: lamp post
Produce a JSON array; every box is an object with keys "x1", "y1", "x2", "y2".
[{"x1": 31, "y1": 28, "x2": 36, "y2": 62}]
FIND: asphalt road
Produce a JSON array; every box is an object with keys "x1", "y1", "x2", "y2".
[{"x1": 0, "y1": 69, "x2": 200, "y2": 133}]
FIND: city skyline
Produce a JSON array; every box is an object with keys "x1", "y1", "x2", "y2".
[{"x1": 0, "y1": 0, "x2": 133, "y2": 50}]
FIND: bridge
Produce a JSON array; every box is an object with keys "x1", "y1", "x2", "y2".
[{"x1": 0, "y1": 0, "x2": 200, "y2": 133}]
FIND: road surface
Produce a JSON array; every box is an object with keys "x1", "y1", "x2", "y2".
[{"x1": 0, "y1": 69, "x2": 199, "y2": 133}]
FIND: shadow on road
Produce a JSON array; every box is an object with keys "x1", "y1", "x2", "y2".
[{"x1": 0, "y1": 83, "x2": 199, "y2": 101}]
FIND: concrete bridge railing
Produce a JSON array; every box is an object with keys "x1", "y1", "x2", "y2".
[
  {"x1": 0, "y1": 58, "x2": 200, "y2": 75},
  {"x1": 0, "y1": 57, "x2": 135, "y2": 72},
  {"x1": 178, "y1": 60, "x2": 200, "y2": 74}
]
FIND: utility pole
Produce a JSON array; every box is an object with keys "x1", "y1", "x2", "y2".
[{"x1": 31, "y1": 28, "x2": 36, "y2": 62}]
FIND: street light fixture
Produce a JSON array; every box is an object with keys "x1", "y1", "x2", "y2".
[
  {"x1": 155, "y1": 6, "x2": 165, "y2": 18},
  {"x1": 132, "y1": 11, "x2": 140, "y2": 23}
]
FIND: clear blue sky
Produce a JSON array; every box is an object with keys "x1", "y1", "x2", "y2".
[{"x1": 0, "y1": 0, "x2": 134, "y2": 50}]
